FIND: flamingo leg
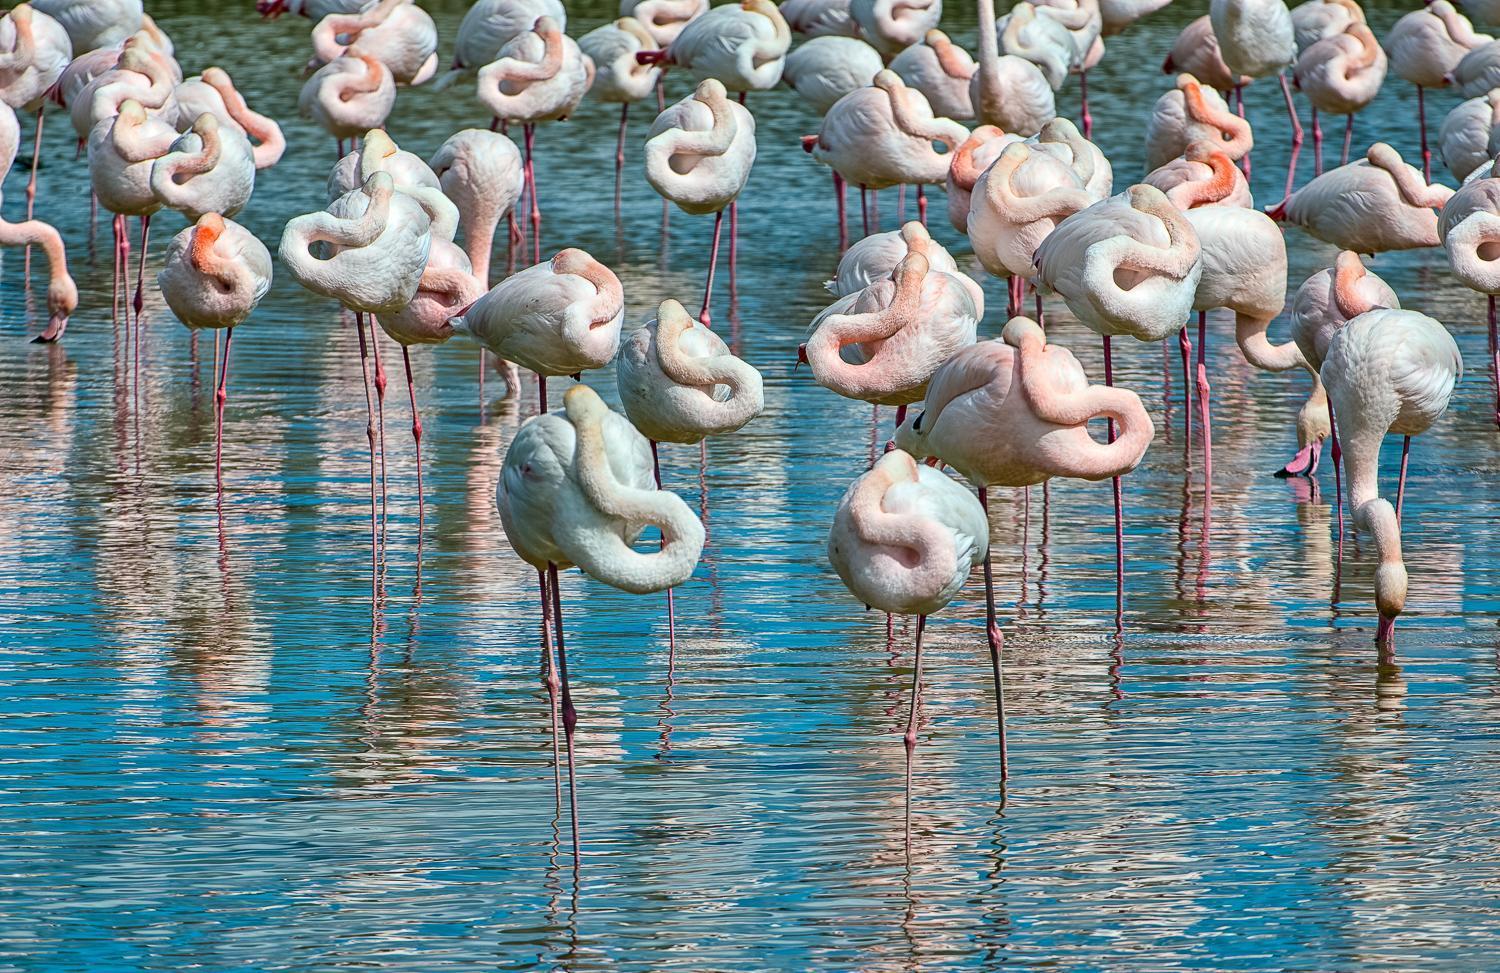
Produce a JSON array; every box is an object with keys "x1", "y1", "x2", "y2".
[
  {"x1": 1235, "y1": 85, "x2": 1250, "y2": 179},
  {"x1": 1079, "y1": 69, "x2": 1091, "y2": 139},
  {"x1": 833, "y1": 171, "x2": 848, "y2": 251},
  {"x1": 538, "y1": 568, "x2": 562, "y2": 815},
  {"x1": 1340, "y1": 113, "x2": 1353, "y2": 167},
  {"x1": 24, "y1": 106, "x2": 41, "y2": 273},
  {"x1": 977, "y1": 487, "x2": 1009, "y2": 783},
  {"x1": 860, "y1": 184, "x2": 869, "y2": 237},
  {"x1": 1396, "y1": 435, "x2": 1410, "y2": 524},
  {"x1": 916, "y1": 184, "x2": 927, "y2": 226},
  {"x1": 614, "y1": 102, "x2": 628, "y2": 216},
  {"x1": 700, "y1": 209, "x2": 724, "y2": 327},
  {"x1": 729, "y1": 200, "x2": 738, "y2": 299},
  {"x1": 1279, "y1": 73, "x2": 1304, "y2": 204},
  {"x1": 1196, "y1": 311, "x2": 1213, "y2": 500},
  {"x1": 216, "y1": 326, "x2": 232, "y2": 493},
  {"x1": 1312, "y1": 107, "x2": 1323, "y2": 176},
  {"x1": 1103, "y1": 336, "x2": 1125, "y2": 626},
  {"x1": 1179, "y1": 326, "x2": 1194, "y2": 466},
  {"x1": 133, "y1": 214, "x2": 151, "y2": 328},
  {"x1": 403, "y1": 345, "x2": 424, "y2": 536},
  {"x1": 525, "y1": 124, "x2": 541, "y2": 264},
  {"x1": 371, "y1": 324, "x2": 390, "y2": 559},
  {"x1": 1417, "y1": 84, "x2": 1431, "y2": 184},
  {"x1": 651, "y1": 441, "x2": 678, "y2": 677},
  {"x1": 1008, "y1": 276, "x2": 1022, "y2": 319},
  {"x1": 1033, "y1": 285, "x2": 1043, "y2": 328},
  {"x1": 546, "y1": 563, "x2": 582, "y2": 868},
  {"x1": 871, "y1": 188, "x2": 879, "y2": 232},
  {"x1": 898, "y1": 184, "x2": 906, "y2": 222},
  {"x1": 1327, "y1": 397, "x2": 1345, "y2": 553},
  {"x1": 1491, "y1": 295, "x2": 1500, "y2": 428},
  {"x1": 354, "y1": 312, "x2": 379, "y2": 600},
  {"x1": 902, "y1": 613, "x2": 927, "y2": 854},
  {"x1": 112, "y1": 213, "x2": 123, "y2": 324}
]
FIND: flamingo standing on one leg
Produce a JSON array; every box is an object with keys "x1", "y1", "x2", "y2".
[
  {"x1": 496, "y1": 384, "x2": 705, "y2": 865},
  {"x1": 0, "y1": 4, "x2": 70, "y2": 242},
  {"x1": 1440, "y1": 160, "x2": 1500, "y2": 428},
  {"x1": 826, "y1": 448, "x2": 988, "y2": 838},
  {"x1": 1320, "y1": 309, "x2": 1461, "y2": 645},
  {"x1": 1385, "y1": 0, "x2": 1490, "y2": 183},
  {"x1": 645, "y1": 79, "x2": 755, "y2": 327},
  {"x1": 298, "y1": 53, "x2": 395, "y2": 159},
  {"x1": 0, "y1": 99, "x2": 76, "y2": 342},
  {"x1": 1293, "y1": 18, "x2": 1385, "y2": 167},
  {"x1": 88, "y1": 98, "x2": 174, "y2": 336},
  {"x1": 1210, "y1": 0, "x2": 1302, "y2": 200},
  {"x1": 157, "y1": 213, "x2": 272, "y2": 491},
  {"x1": 895, "y1": 316, "x2": 1156, "y2": 773},
  {"x1": 579, "y1": 17, "x2": 662, "y2": 205},
  {"x1": 173, "y1": 67, "x2": 286, "y2": 170}
]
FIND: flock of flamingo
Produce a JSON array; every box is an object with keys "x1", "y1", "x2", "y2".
[{"x1": 0, "y1": 0, "x2": 1491, "y2": 861}]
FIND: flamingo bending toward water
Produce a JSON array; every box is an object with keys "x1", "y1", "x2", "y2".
[
  {"x1": 0, "y1": 100, "x2": 76, "y2": 342},
  {"x1": 157, "y1": 213, "x2": 272, "y2": 489}
]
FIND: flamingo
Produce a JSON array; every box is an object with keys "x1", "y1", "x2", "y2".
[
  {"x1": 1269, "y1": 142, "x2": 1451, "y2": 251},
  {"x1": 30, "y1": 0, "x2": 139, "y2": 52},
  {"x1": 808, "y1": 70, "x2": 967, "y2": 234},
  {"x1": 945, "y1": 125, "x2": 1020, "y2": 233},
  {"x1": 477, "y1": 15, "x2": 593, "y2": 264},
  {"x1": 1437, "y1": 88, "x2": 1500, "y2": 181},
  {"x1": 1145, "y1": 141, "x2": 1255, "y2": 209},
  {"x1": 781, "y1": 0, "x2": 860, "y2": 38},
  {"x1": 1280, "y1": 251, "x2": 1399, "y2": 525},
  {"x1": 972, "y1": 0, "x2": 1057, "y2": 137},
  {"x1": 890, "y1": 29, "x2": 978, "y2": 122},
  {"x1": 149, "y1": 113, "x2": 256, "y2": 222},
  {"x1": 298, "y1": 53, "x2": 395, "y2": 157},
  {"x1": 68, "y1": 34, "x2": 179, "y2": 148},
  {"x1": 257, "y1": 0, "x2": 368, "y2": 17},
  {"x1": 1164, "y1": 16, "x2": 1252, "y2": 94},
  {"x1": 617, "y1": 297, "x2": 764, "y2": 665},
  {"x1": 825, "y1": 448, "x2": 988, "y2": 836},
  {"x1": 850, "y1": 0, "x2": 943, "y2": 57},
  {"x1": 579, "y1": 17, "x2": 663, "y2": 197},
  {"x1": 894, "y1": 315, "x2": 1156, "y2": 768},
  {"x1": 1385, "y1": 0, "x2": 1489, "y2": 182},
  {"x1": 279, "y1": 171, "x2": 433, "y2": 590},
  {"x1": 1439, "y1": 161, "x2": 1500, "y2": 427},
  {"x1": 0, "y1": 100, "x2": 76, "y2": 343},
  {"x1": 1099, "y1": 0, "x2": 1172, "y2": 35},
  {"x1": 1145, "y1": 73, "x2": 1256, "y2": 170},
  {"x1": 173, "y1": 67, "x2": 285, "y2": 170},
  {"x1": 156, "y1": 213, "x2": 272, "y2": 489},
  {"x1": 429, "y1": 128, "x2": 525, "y2": 289},
  {"x1": 451, "y1": 0, "x2": 566, "y2": 75},
  {"x1": 640, "y1": 0, "x2": 791, "y2": 96},
  {"x1": 782, "y1": 36, "x2": 884, "y2": 115},
  {"x1": 305, "y1": 0, "x2": 438, "y2": 87},
  {"x1": 1, "y1": 4, "x2": 71, "y2": 233},
  {"x1": 645, "y1": 78, "x2": 755, "y2": 326},
  {"x1": 1320, "y1": 309, "x2": 1461, "y2": 644},
  {"x1": 800, "y1": 249, "x2": 980, "y2": 414},
  {"x1": 996, "y1": 2, "x2": 1075, "y2": 91},
  {"x1": 1030, "y1": 0, "x2": 1107, "y2": 135},
  {"x1": 1210, "y1": 0, "x2": 1302, "y2": 199},
  {"x1": 88, "y1": 98, "x2": 174, "y2": 332},
  {"x1": 1293, "y1": 18, "x2": 1386, "y2": 168},
  {"x1": 621, "y1": 0, "x2": 709, "y2": 47},
  {"x1": 827, "y1": 221, "x2": 983, "y2": 315},
  {"x1": 1449, "y1": 35, "x2": 1500, "y2": 95},
  {"x1": 448, "y1": 248, "x2": 625, "y2": 414},
  {"x1": 328, "y1": 128, "x2": 459, "y2": 245},
  {"x1": 496, "y1": 383, "x2": 706, "y2": 863},
  {"x1": 1034, "y1": 185, "x2": 1200, "y2": 608}
]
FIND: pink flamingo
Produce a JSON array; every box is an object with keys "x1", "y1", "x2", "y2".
[
  {"x1": 782, "y1": 36, "x2": 884, "y2": 115},
  {"x1": 850, "y1": 0, "x2": 942, "y2": 56},
  {"x1": 1292, "y1": 18, "x2": 1386, "y2": 168},
  {"x1": 1385, "y1": 0, "x2": 1490, "y2": 182},
  {"x1": 0, "y1": 4, "x2": 71, "y2": 233},
  {"x1": 1145, "y1": 73, "x2": 1255, "y2": 170},
  {"x1": 173, "y1": 67, "x2": 285, "y2": 170},
  {"x1": 1210, "y1": 0, "x2": 1303, "y2": 199},
  {"x1": 1440, "y1": 160, "x2": 1500, "y2": 427},
  {"x1": 972, "y1": 0, "x2": 1057, "y2": 138},
  {"x1": 298, "y1": 53, "x2": 395, "y2": 158},
  {"x1": 579, "y1": 17, "x2": 663, "y2": 196},
  {"x1": 1269, "y1": 142, "x2": 1451, "y2": 251},
  {"x1": 88, "y1": 98, "x2": 175, "y2": 332},
  {"x1": 31, "y1": 0, "x2": 140, "y2": 50},
  {"x1": 307, "y1": 0, "x2": 439, "y2": 86},
  {"x1": 0, "y1": 99, "x2": 76, "y2": 342},
  {"x1": 1163, "y1": 16, "x2": 1251, "y2": 93},
  {"x1": 890, "y1": 29, "x2": 978, "y2": 121}
]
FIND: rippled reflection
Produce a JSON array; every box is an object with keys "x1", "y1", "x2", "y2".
[{"x1": 4, "y1": 0, "x2": 1500, "y2": 969}]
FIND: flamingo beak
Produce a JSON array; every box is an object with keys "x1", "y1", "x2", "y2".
[
  {"x1": 32, "y1": 313, "x2": 68, "y2": 344},
  {"x1": 794, "y1": 343, "x2": 808, "y2": 371},
  {"x1": 800, "y1": 134, "x2": 818, "y2": 153}
]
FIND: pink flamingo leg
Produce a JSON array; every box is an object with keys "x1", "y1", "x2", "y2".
[
  {"x1": 23, "y1": 106, "x2": 41, "y2": 273},
  {"x1": 1312, "y1": 107, "x2": 1323, "y2": 176},
  {"x1": 860, "y1": 184, "x2": 870, "y2": 237},
  {"x1": 1079, "y1": 69, "x2": 1092, "y2": 139},
  {"x1": 916, "y1": 184, "x2": 927, "y2": 226},
  {"x1": 546, "y1": 563, "x2": 582, "y2": 868},
  {"x1": 478, "y1": 349, "x2": 486, "y2": 422},
  {"x1": 729, "y1": 200, "x2": 738, "y2": 299},
  {"x1": 1033, "y1": 285, "x2": 1043, "y2": 327},
  {"x1": 1340, "y1": 113, "x2": 1353, "y2": 167},
  {"x1": 111, "y1": 213, "x2": 123, "y2": 324},
  {"x1": 614, "y1": 102, "x2": 628, "y2": 215},
  {"x1": 524, "y1": 124, "x2": 541, "y2": 264},
  {"x1": 133, "y1": 214, "x2": 151, "y2": 328},
  {"x1": 1396, "y1": 435, "x2": 1410, "y2": 524},
  {"x1": 1417, "y1": 84, "x2": 1431, "y2": 183},
  {"x1": 1007, "y1": 276, "x2": 1022, "y2": 318},
  {"x1": 538, "y1": 568, "x2": 562, "y2": 813},
  {"x1": 371, "y1": 325, "x2": 390, "y2": 558},
  {"x1": 977, "y1": 487, "x2": 1009, "y2": 783},
  {"x1": 1235, "y1": 85, "x2": 1250, "y2": 179},
  {"x1": 1196, "y1": 311, "x2": 1213, "y2": 499},
  {"x1": 1178, "y1": 326, "x2": 1194, "y2": 465},
  {"x1": 402, "y1": 345, "x2": 424, "y2": 536},
  {"x1": 902, "y1": 613, "x2": 927, "y2": 853},
  {"x1": 700, "y1": 209, "x2": 724, "y2": 327},
  {"x1": 1103, "y1": 336, "x2": 1125, "y2": 626},
  {"x1": 898, "y1": 183, "x2": 906, "y2": 222},
  {"x1": 1327, "y1": 397, "x2": 1345, "y2": 553},
  {"x1": 833, "y1": 171, "x2": 848, "y2": 251},
  {"x1": 650, "y1": 441, "x2": 679, "y2": 676},
  {"x1": 871, "y1": 188, "x2": 879, "y2": 232},
  {"x1": 215, "y1": 326, "x2": 232, "y2": 492},
  {"x1": 353, "y1": 312, "x2": 379, "y2": 599},
  {"x1": 1279, "y1": 73, "x2": 1304, "y2": 203}
]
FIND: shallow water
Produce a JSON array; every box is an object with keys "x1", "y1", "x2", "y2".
[{"x1": 5, "y1": 0, "x2": 1500, "y2": 969}]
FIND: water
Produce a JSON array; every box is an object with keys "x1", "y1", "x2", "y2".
[{"x1": 4, "y1": 0, "x2": 1500, "y2": 969}]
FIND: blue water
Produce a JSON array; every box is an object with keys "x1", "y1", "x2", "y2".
[{"x1": 4, "y1": 0, "x2": 1500, "y2": 969}]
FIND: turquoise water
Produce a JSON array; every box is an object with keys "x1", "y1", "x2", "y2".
[{"x1": 5, "y1": 0, "x2": 1500, "y2": 969}]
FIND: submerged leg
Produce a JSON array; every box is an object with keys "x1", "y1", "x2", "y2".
[
  {"x1": 403, "y1": 346, "x2": 425, "y2": 536},
  {"x1": 547, "y1": 563, "x2": 582, "y2": 868},
  {"x1": 1103, "y1": 336, "x2": 1125, "y2": 626},
  {"x1": 902, "y1": 614, "x2": 928, "y2": 853}
]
